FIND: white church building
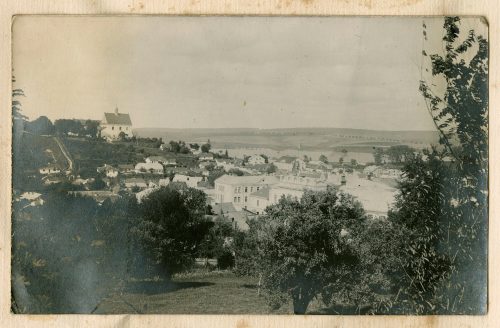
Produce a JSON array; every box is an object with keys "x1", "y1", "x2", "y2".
[{"x1": 100, "y1": 107, "x2": 133, "y2": 140}]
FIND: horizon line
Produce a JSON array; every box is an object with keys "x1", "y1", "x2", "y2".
[{"x1": 132, "y1": 126, "x2": 439, "y2": 133}]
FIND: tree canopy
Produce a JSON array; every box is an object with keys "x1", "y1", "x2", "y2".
[
  {"x1": 251, "y1": 188, "x2": 365, "y2": 314},
  {"x1": 132, "y1": 185, "x2": 212, "y2": 277}
]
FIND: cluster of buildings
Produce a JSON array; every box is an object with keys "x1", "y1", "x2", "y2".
[{"x1": 24, "y1": 107, "x2": 403, "y2": 229}]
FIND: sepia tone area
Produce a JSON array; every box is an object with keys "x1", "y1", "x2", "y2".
[{"x1": 11, "y1": 16, "x2": 487, "y2": 315}]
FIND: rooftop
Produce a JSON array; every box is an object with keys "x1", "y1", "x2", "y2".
[
  {"x1": 215, "y1": 174, "x2": 279, "y2": 186},
  {"x1": 103, "y1": 111, "x2": 132, "y2": 125}
]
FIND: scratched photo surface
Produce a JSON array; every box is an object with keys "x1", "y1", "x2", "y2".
[{"x1": 11, "y1": 16, "x2": 488, "y2": 314}]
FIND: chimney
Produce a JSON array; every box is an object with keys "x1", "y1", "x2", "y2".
[{"x1": 115, "y1": 106, "x2": 119, "y2": 115}]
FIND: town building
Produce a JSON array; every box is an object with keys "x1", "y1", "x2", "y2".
[
  {"x1": 124, "y1": 177, "x2": 148, "y2": 189},
  {"x1": 214, "y1": 175, "x2": 279, "y2": 210},
  {"x1": 145, "y1": 156, "x2": 167, "y2": 164},
  {"x1": 268, "y1": 174, "x2": 328, "y2": 204},
  {"x1": 117, "y1": 164, "x2": 135, "y2": 174},
  {"x1": 198, "y1": 153, "x2": 214, "y2": 161},
  {"x1": 247, "y1": 155, "x2": 266, "y2": 165},
  {"x1": 69, "y1": 190, "x2": 121, "y2": 204},
  {"x1": 273, "y1": 156, "x2": 306, "y2": 172},
  {"x1": 97, "y1": 164, "x2": 119, "y2": 178},
  {"x1": 246, "y1": 187, "x2": 271, "y2": 214},
  {"x1": 134, "y1": 162, "x2": 164, "y2": 174},
  {"x1": 172, "y1": 174, "x2": 204, "y2": 188},
  {"x1": 100, "y1": 107, "x2": 133, "y2": 140}
]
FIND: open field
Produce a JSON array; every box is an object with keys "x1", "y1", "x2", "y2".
[
  {"x1": 135, "y1": 127, "x2": 440, "y2": 151},
  {"x1": 93, "y1": 271, "x2": 293, "y2": 314}
]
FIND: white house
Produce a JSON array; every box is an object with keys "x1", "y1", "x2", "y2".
[
  {"x1": 199, "y1": 153, "x2": 214, "y2": 161},
  {"x1": 247, "y1": 155, "x2": 266, "y2": 165},
  {"x1": 247, "y1": 187, "x2": 271, "y2": 214},
  {"x1": 124, "y1": 178, "x2": 148, "y2": 189},
  {"x1": 214, "y1": 175, "x2": 279, "y2": 210},
  {"x1": 135, "y1": 162, "x2": 164, "y2": 174},
  {"x1": 146, "y1": 156, "x2": 170, "y2": 164},
  {"x1": 172, "y1": 174, "x2": 204, "y2": 188},
  {"x1": 39, "y1": 165, "x2": 61, "y2": 175},
  {"x1": 100, "y1": 107, "x2": 133, "y2": 140},
  {"x1": 97, "y1": 164, "x2": 119, "y2": 178}
]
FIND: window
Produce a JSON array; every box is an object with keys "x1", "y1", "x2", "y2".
[
  {"x1": 251, "y1": 187, "x2": 254, "y2": 192},
  {"x1": 234, "y1": 197, "x2": 237, "y2": 202},
  {"x1": 245, "y1": 196, "x2": 248, "y2": 202},
  {"x1": 237, "y1": 197, "x2": 241, "y2": 202},
  {"x1": 112, "y1": 126, "x2": 114, "y2": 130},
  {"x1": 257, "y1": 200, "x2": 260, "y2": 206},
  {"x1": 245, "y1": 187, "x2": 248, "y2": 193},
  {"x1": 257, "y1": 187, "x2": 260, "y2": 191},
  {"x1": 119, "y1": 126, "x2": 122, "y2": 130}
]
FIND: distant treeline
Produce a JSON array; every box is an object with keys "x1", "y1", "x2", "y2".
[{"x1": 22, "y1": 116, "x2": 100, "y2": 138}]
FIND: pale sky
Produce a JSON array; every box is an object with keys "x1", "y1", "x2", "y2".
[{"x1": 12, "y1": 16, "x2": 487, "y2": 130}]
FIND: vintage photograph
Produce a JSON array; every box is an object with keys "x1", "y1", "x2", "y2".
[{"x1": 11, "y1": 16, "x2": 488, "y2": 315}]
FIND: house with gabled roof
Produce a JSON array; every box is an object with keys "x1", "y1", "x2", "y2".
[{"x1": 100, "y1": 107, "x2": 133, "y2": 140}]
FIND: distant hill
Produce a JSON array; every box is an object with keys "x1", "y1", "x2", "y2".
[{"x1": 134, "y1": 127, "x2": 440, "y2": 151}]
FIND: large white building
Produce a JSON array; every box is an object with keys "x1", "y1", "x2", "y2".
[
  {"x1": 214, "y1": 175, "x2": 279, "y2": 210},
  {"x1": 268, "y1": 174, "x2": 328, "y2": 204},
  {"x1": 100, "y1": 107, "x2": 133, "y2": 140}
]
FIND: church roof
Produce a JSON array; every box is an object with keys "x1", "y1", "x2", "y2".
[{"x1": 103, "y1": 112, "x2": 132, "y2": 125}]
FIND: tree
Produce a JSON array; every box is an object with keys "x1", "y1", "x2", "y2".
[
  {"x1": 168, "y1": 140, "x2": 181, "y2": 153},
  {"x1": 54, "y1": 119, "x2": 84, "y2": 136},
  {"x1": 118, "y1": 131, "x2": 127, "y2": 141},
  {"x1": 228, "y1": 168, "x2": 244, "y2": 176},
  {"x1": 12, "y1": 75, "x2": 27, "y2": 122},
  {"x1": 385, "y1": 145, "x2": 415, "y2": 164},
  {"x1": 25, "y1": 116, "x2": 54, "y2": 135},
  {"x1": 198, "y1": 217, "x2": 234, "y2": 268},
  {"x1": 132, "y1": 186, "x2": 212, "y2": 278},
  {"x1": 84, "y1": 120, "x2": 99, "y2": 138},
  {"x1": 189, "y1": 143, "x2": 200, "y2": 150},
  {"x1": 201, "y1": 143, "x2": 211, "y2": 153},
  {"x1": 389, "y1": 17, "x2": 488, "y2": 314},
  {"x1": 319, "y1": 154, "x2": 328, "y2": 164},
  {"x1": 350, "y1": 158, "x2": 358, "y2": 167},
  {"x1": 90, "y1": 177, "x2": 106, "y2": 190},
  {"x1": 339, "y1": 157, "x2": 344, "y2": 165},
  {"x1": 254, "y1": 188, "x2": 365, "y2": 314},
  {"x1": 373, "y1": 148, "x2": 384, "y2": 165},
  {"x1": 266, "y1": 163, "x2": 277, "y2": 174},
  {"x1": 208, "y1": 168, "x2": 225, "y2": 187}
]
